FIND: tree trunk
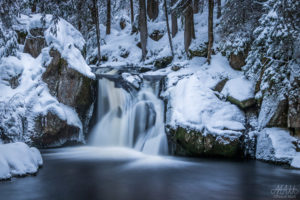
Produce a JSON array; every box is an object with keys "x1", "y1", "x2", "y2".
[
  {"x1": 171, "y1": 0, "x2": 178, "y2": 37},
  {"x1": 199, "y1": 0, "x2": 204, "y2": 13},
  {"x1": 147, "y1": 0, "x2": 159, "y2": 20},
  {"x1": 130, "y1": 0, "x2": 134, "y2": 29},
  {"x1": 92, "y1": 0, "x2": 101, "y2": 62},
  {"x1": 193, "y1": 0, "x2": 199, "y2": 13},
  {"x1": 191, "y1": 7, "x2": 196, "y2": 39},
  {"x1": 217, "y1": 0, "x2": 221, "y2": 19},
  {"x1": 106, "y1": 0, "x2": 111, "y2": 35},
  {"x1": 184, "y1": 0, "x2": 194, "y2": 53},
  {"x1": 139, "y1": 0, "x2": 148, "y2": 61},
  {"x1": 207, "y1": 0, "x2": 214, "y2": 65},
  {"x1": 164, "y1": 0, "x2": 174, "y2": 57}
]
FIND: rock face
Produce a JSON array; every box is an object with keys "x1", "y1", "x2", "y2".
[
  {"x1": 23, "y1": 28, "x2": 46, "y2": 58},
  {"x1": 229, "y1": 52, "x2": 246, "y2": 70},
  {"x1": 288, "y1": 75, "x2": 300, "y2": 129},
  {"x1": 170, "y1": 126, "x2": 242, "y2": 158},
  {"x1": 32, "y1": 111, "x2": 81, "y2": 147},
  {"x1": 42, "y1": 48, "x2": 96, "y2": 131},
  {"x1": 266, "y1": 98, "x2": 288, "y2": 127}
]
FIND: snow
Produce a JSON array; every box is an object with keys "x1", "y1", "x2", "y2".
[
  {"x1": 163, "y1": 54, "x2": 245, "y2": 137},
  {"x1": 221, "y1": 76, "x2": 255, "y2": 102},
  {"x1": 256, "y1": 128, "x2": 297, "y2": 164},
  {"x1": 0, "y1": 142, "x2": 43, "y2": 180},
  {"x1": 291, "y1": 153, "x2": 300, "y2": 169}
]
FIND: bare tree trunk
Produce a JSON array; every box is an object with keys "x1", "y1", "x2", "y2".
[
  {"x1": 77, "y1": 1, "x2": 82, "y2": 32},
  {"x1": 193, "y1": 0, "x2": 199, "y2": 13},
  {"x1": 106, "y1": 0, "x2": 111, "y2": 35},
  {"x1": 184, "y1": 0, "x2": 194, "y2": 53},
  {"x1": 217, "y1": 0, "x2": 221, "y2": 19},
  {"x1": 199, "y1": 0, "x2": 204, "y2": 13},
  {"x1": 171, "y1": 0, "x2": 178, "y2": 37},
  {"x1": 92, "y1": 0, "x2": 101, "y2": 62},
  {"x1": 164, "y1": 0, "x2": 174, "y2": 57},
  {"x1": 207, "y1": 0, "x2": 214, "y2": 65},
  {"x1": 191, "y1": 7, "x2": 196, "y2": 39},
  {"x1": 139, "y1": 0, "x2": 148, "y2": 61},
  {"x1": 147, "y1": 0, "x2": 159, "y2": 20},
  {"x1": 130, "y1": 0, "x2": 134, "y2": 29}
]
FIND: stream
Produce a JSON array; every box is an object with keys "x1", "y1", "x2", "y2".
[
  {"x1": 1, "y1": 77, "x2": 299, "y2": 200},
  {"x1": 1, "y1": 147, "x2": 300, "y2": 200}
]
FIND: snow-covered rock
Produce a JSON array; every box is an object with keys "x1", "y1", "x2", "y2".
[
  {"x1": 163, "y1": 55, "x2": 246, "y2": 157},
  {"x1": 122, "y1": 73, "x2": 141, "y2": 89},
  {"x1": 0, "y1": 14, "x2": 96, "y2": 146},
  {"x1": 221, "y1": 76, "x2": 255, "y2": 109},
  {"x1": 256, "y1": 128, "x2": 297, "y2": 164},
  {"x1": 0, "y1": 142, "x2": 43, "y2": 180}
]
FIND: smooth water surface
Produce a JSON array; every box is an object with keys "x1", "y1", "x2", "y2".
[{"x1": 0, "y1": 147, "x2": 299, "y2": 200}]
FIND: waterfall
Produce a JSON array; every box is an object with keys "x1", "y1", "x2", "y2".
[{"x1": 89, "y1": 77, "x2": 168, "y2": 155}]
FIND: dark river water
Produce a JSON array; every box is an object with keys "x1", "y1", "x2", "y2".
[{"x1": 0, "y1": 146, "x2": 299, "y2": 200}]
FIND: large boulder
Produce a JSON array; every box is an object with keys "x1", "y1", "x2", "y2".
[
  {"x1": 31, "y1": 111, "x2": 81, "y2": 147},
  {"x1": 42, "y1": 48, "x2": 96, "y2": 127},
  {"x1": 170, "y1": 126, "x2": 242, "y2": 157}
]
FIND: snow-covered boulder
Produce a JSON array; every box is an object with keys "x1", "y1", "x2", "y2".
[
  {"x1": 256, "y1": 128, "x2": 297, "y2": 164},
  {"x1": 221, "y1": 77, "x2": 256, "y2": 109},
  {"x1": 164, "y1": 56, "x2": 246, "y2": 157},
  {"x1": 0, "y1": 14, "x2": 96, "y2": 147},
  {"x1": 0, "y1": 142, "x2": 43, "y2": 180}
]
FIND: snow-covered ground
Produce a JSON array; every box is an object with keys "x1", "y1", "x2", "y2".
[{"x1": 0, "y1": 142, "x2": 43, "y2": 180}]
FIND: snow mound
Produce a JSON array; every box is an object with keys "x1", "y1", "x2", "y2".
[
  {"x1": 256, "y1": 128, "x2": 297, "y2": 164},
  {"x1": 0, "y1": 142, "x2": 43, "y2": 180},
  {"x1": 221, "y1": 76, "x2": 255, "y2": 102}
]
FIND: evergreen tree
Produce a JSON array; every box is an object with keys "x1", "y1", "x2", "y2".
[{"x1": 245, "y1": 0, "x2": 300, "y2": 97}]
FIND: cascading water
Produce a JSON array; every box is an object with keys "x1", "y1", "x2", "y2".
[{"x1": 89, "y1": 77, "x2": 168, "y2": 155}]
